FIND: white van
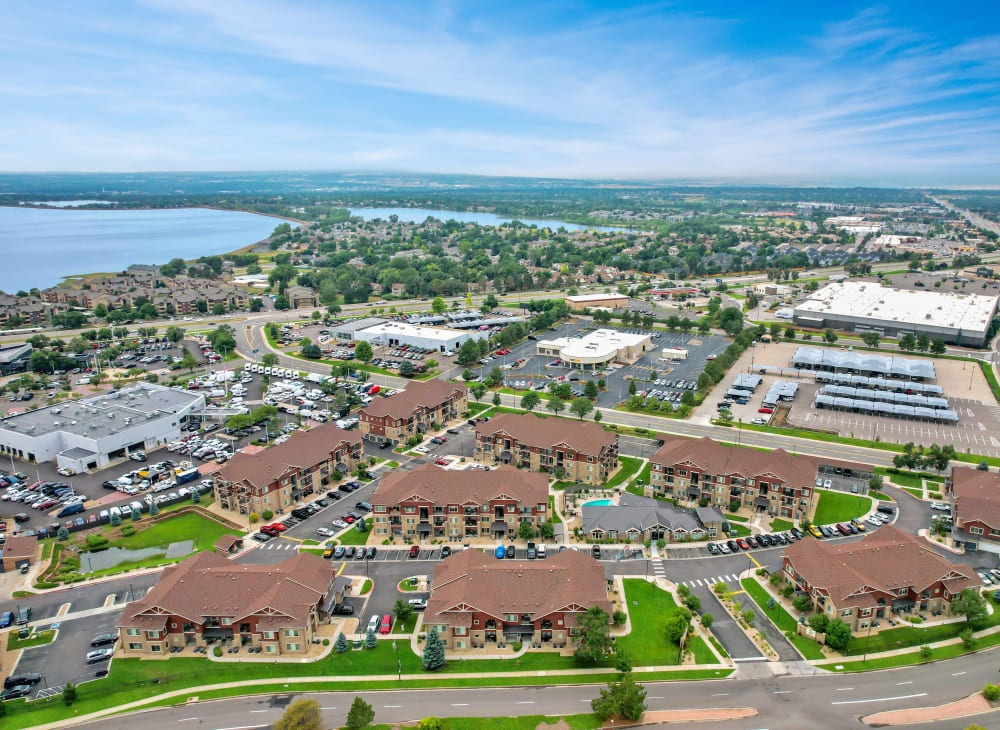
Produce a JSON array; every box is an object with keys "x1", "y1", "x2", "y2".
[
  {"x1": 208, "y1": 388, "x2": 226, "y2": 398},
  {"x1": 536, "y1": 544, "x2": 547, "y2": 558},
  {"x1": 264, "y1": 367, "x2": 273, "y2": 376}
]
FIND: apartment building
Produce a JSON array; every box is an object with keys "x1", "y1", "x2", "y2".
[
  {"x1": 215, "y1": 423, "x2": 362, "y2": 516},
  {"x1": 117, "y1": 552, "x2": 350, "y2": 656},
  {"x1": 359, "y1": 380, "x2": 467, "y2": 446},
  {"x1": 474, "y1": 412, "x2": 618, "y2": 483},
  {"x1": 371, "y1": 463, "x2": 548, "y2": 540},
  {"x1": 423, "y1": 548, "x2": 611, "y2": 652},
  {"x1": 649, "y1": 437, "x2": 872, "y2": 522},
  {"x1": 782, "y1": 526, "x2": 979, "y2": 632},
  {"x1": 948, "y1": 467, "x2": 1000, "y2": 553}
]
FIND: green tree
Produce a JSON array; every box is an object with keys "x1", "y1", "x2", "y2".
[
  {"x1": 275, "y1": 699, "x2": 322, "y2": 730},
  {"x1": 345, "y1": 696, "x2": 375, "y2": 730},
  {"x1": 718, "y1": 307, "x2": 744, "y2": 336},
  {"x1": 861, "y1": 331, "x2": 880, "y2": 348},
  {"x1": 262, "y1": 509, "x2": 274, "y2": 521},
  {"x1": 591, "y1": 673, "x2": 647, "y2": 722},
  {"x1": 109, "y1": 510, "x2": 122, "y2": 527},
  {"x1": 456, "y1": 339, "x2": 480, "y2": 366},
  {"x1": 518, "y1": 520, "x2": 534, "y2": 539},
  {"x1": 574, "y1": 605, "x2": 613, "y2": 662},
  {"x1": 823, "y1": 618, "x2": 852, "y2": 650},
  {"x1": 792, "y1": 594, "x2": 812, "y2": 612},
  {"x1": 547, "y1": 396, "x2": 566, "y2": 416},
  {"x1": 594, "y1": 410, "x2": 602, "y2": 423},
  {"x1": 355, "y1": 340, "x2": 374, "y2": 370},
  {"x1": 823, "y1": 328, "x2": 838, "y2": 344},
  {"x1": 931, "y1": 337, "x2": 946, "y2": 354},
  {"x1": 335, "y1": 632, "x2": 350, "y2": 653},
  {"x1": 916, "y1": 332, "x2": 931, "y2": 351},
  {"x1": 539, "y1": 521, "x2": 555, "y2": 539},
  {"x1": 364, "y1": 627, "x2": 377, "y2": 649},
  {"x1": 470, "y1": 382, "x2": 487, "y2": 402},
  {"x1": 62, "y1": 682, "x2": 77, "y2": 706},
  {"x1": 584, "y1": 380, "x2": 598, "y2": 399},
  {"x1": 431, "y1": 296, "x2": 446, "y2": 314},
  {"x1": 492, "y1": 391, "x2": 501, "y2": 406},
  {"x1": 983, "y1": 684, "x2": 1000, "y2": 702},
  {"x1": 393, "y1": 599, "x2": 414, "y2": 623},
  {"x1": 664, "y1": 612, "x2": 689, "y2": 644},
  {"x1": 899, "y1": 333, "x2": 916, "y2": 351},
  {"x1": 180, "y1": 350, "x2": 199, "y2": 372},
  {"x1": 149, "y1": 500, "x2": 160, "y2": 517},
  {"x1": 399, "y1": 360, "x2": 415, "y2": 377},
  {"x1": 521, "y1": 391, "x2": 540, "y2": 412},
  {"x1": 57, "y1": 526, "x2": 69, "y2": 541},
  {"x1": 423, "y1": 627, "x2": 446, "y2": 671},
  {"x1": 701, "y1": 613, "x2": 713, "y2": 629},
  {"x1": 614, "y1": 648, "x2": 633, "y2": 673},
  {"x1": 262, "y1": 352, "x2": 279, "y2": 368},
  {"x1": 570, "y1": 396, "x2": 593, "y2": 420},
  {"x1": 952, "y1": 587, "x2": 987, "y2": 624}
]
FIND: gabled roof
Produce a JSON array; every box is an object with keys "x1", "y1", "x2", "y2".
[
  {"x1": 652, "y1": 436, "x2": 868, "y2": 485},
  {"x1": 424, "y1": 549, "x2": 610, "y2": 626},
  {"x1": 951, "y1": 467, "x2": 1000, "y2": 530},
  {"x1": 217, "y1": 423, "x2": 361, "y2": 490},
  {"x1": 373, "y1": 463, "x2": 547, "y2": 506},
  {"x1": 784, "y1": 526, "x2": 978, "y2": 606},
  {"x1": 582, "y1": 494, "x2": 705, "y2": 534},
  {"x1": 477, "y1": 412, "x2": 617, "y2": 454},
  {"x1": 117, "y1": 552, "x2": 333, "y2": 628},
  {"x1": 360, "y1": 379, "x2": 466, "y2": 420}
]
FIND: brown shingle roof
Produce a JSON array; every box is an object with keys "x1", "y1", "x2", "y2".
[
  {"x1": 360, "y1": 379, "x2": 466, "y2": 420},
  {"x1": 118, "y1": 551, "x2": 333, "y2": 628},
  {"x1": 784, "y1": 526, "x2": 978, "y2": 606},
  {"x1": 652, "y1": 436, "x2": 868, "y2": 485},
  {"x1": 1, "y1": 534, "x2": 37, "y2": 560},
  {"x1": 951, "y1": 467, "x2": 1000, "y2": 530},
  {"x1": 373, "y1": 463, "x2": 547, "y2": 506},
  {"x1": 217, "y1": 422, "x2": 361, "y2": 490},
  {"x1": 476, "y1": 412, "x2": 616, "y2": 455},
  {"x1": 424, "y1": 549, "x2": 610, "y2": 625}
]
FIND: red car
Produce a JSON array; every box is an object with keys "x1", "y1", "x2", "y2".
[
  {"x1": 736, "y1": 538, "x2": 750, "y2": 550},
  {"x1": 758, "y1": 407, "x2": 773, "y2": 414},
  {"x1": 434, "y1": 458, "x2": 449, "y2": 466},
  {"x1": 265, "y1": 523, "x2": 287, "y2": 532},
  {"x1": 380, "y1": 615, "x2": 392, "y2": 634},
  {"x1": 408, "y1": 545, "x2": 420, "y2": 559},
  {"x1": 343, "y1": 515, "x2": 356, "y2": 523}
]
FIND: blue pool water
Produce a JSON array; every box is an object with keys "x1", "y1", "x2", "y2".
[{"x1": 584, "y1": 499, "x2": 614, "y2": 506}]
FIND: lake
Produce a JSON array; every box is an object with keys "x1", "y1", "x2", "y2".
[
  {"x1": 347, "y1": 206, "x2": 624, "y2": 233},
  {"x1": 0, "y1": 206, "x2": 292, "y2": 293}
]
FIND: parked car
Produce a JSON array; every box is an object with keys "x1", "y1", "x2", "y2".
[
  {"x1": 408, "y1": 598, "x2": 427, "y2": 611},
  {"x1": 90, "y1": 633, "x2": 118, "y2": 647},
  {"x1": 440, "y1": 545, "x2": 452, "y2": 558},
  {"x1": 408, "y1": 545, "x2": 420, "y2": 559},
  {"x1": 380, "y1": 615, "x2": 393, "y2": 634},
  {"x1": 86, "y1": 648, "x2": 114, "y2": 664},
  {"x1": 3, "y1": 672, "x2": 42, "y2": 689},
  {"x1": 332, "y1": 604, "x2": 354, "y2": 616}
]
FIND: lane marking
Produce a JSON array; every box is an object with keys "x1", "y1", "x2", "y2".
[
  {"x1": 772, "y1": 691, "x2": 790, "y2": 694},
  {"x1": 214, "y1": 726, "x2": 266, "y2": 730},
  {"x1": 896, "y1": 681, "x2": 912, "y2": 686},
  {"x1": 178, "y1": 719, "x2": 199, "y2": 723},
  {"x1": 451, "y1": 703, "x2": 469, "y2": 707},
  {"x1": 249, "y1": 710, "x2": 269, "y2": 713},
  {"x1": 836, "y1": 687, "x2": 854, "y2": 691},
  {"x1": 383, "y1": 705, "x2": 402, "y2": 708},
  {"x1": 517, "y1": 701, "x2": 535, "y2": 704},
  {"x1": 831, "y1": 693, "x2": 927, "y2": 706},
  {"x1": 321, "y1": 707, "x2": 336, "y2": 710},
  {"x1": 953, "y1": 671, "x2": 967, "y2": 676},
  {"x1": 711, "y1": 693, "x2": 729, "y2": 697},
  {"x1": 747, "y1": 553, "x2": 761, "y2": 568}
]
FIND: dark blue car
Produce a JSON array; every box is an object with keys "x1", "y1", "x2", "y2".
[{"x1": 0, "y1": 611, "x2": 13, "y2": 629}]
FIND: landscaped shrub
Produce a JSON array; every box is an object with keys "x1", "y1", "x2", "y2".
[
  {"x1": 121, "y1": 525, "x2": 136, "y2": 537},
  {"x1": 213, "y1": 646, "x2": 222, "y2": 657},
  {"x1": 85, "y1": 534, "x2": 109, "y2": 550}
]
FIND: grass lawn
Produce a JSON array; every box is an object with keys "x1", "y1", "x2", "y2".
[
  {"x1": 727, "y1": 523, "x2": 751, "y2": 538},
  {"x1": 7, "y1": 629, "x2": 56, "y2": 651},
  {"x1": 549, "y1": 495, "x2": 562, "y2": 523},
  {"x1": 741, "y1": 578, "x2": 825, "y2": 660},
  {"x1": 632, "y1": 461, "x2": 651, "y2": 487},
  {"x1": 903, "y1": 486, "x2": 924, "y2": 499},
  {"x1": 398, "y1": 578, "x2": 419, "y2": 591},
  {"x1": 823, "y1": 628, "x2": 1000, "y2": 672},
  {"x1": 335, "y1": 527, "x2": 370, "y2": 545},
  {"x1": 813, "y1": 489, "x2": 872, "y2": 525},
  {"x1": 604, "y1": 456, "x2": 642, "y2": 489},
  {"x1": 842, "y1": 598, "x2": 1000, "y2": 656},
  {"x1": 464, "y1": 402, "x2": 493, "y2": 416},
  {"x1": 685, "y1": 634, "x2": 716, "y2": 664},
  {"x1": 707, "y1": 635, "x2": 728, "y2": 658},
  {"x1": 724, "y1": 513, "x2": 748, "y2": 522},
  {"x1": 770, "y1": 518, "x2": 794, "y2": 532},
  {"x1": 617, "y1": 578, "x2": 695, "y2": 666},
  {"x1": 360, "y1": 579, "x2": 373, "y2": 595},
  {"x1": 398, "y1": 613, "x2": 419, "y2": 634},
  {"x1": 109, "y1": 512, "x2": 239, "y2": 552},
  {"x1": 870, "y1": 490, "x2": 892, "y2": 501}
]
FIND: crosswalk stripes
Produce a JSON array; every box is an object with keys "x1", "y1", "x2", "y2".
[{"x1": 678, "y1": 574, "x2": 741, "y2": 589}]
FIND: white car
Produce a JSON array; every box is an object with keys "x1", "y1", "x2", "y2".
[
  {"x1": 930, "y1": 502, "x2": 951, "y2": 512},
  {"x1": 412, "y1": 446, "x2": 429, "y2": 454},
  {"x1": 57, "y1": 467, "x2": 75, "y2": 476},
  {"x1": 315, "y1": 527, "x2": 334, "y2": 537},
  {"x1": 367, "y1": 615, "x2": 381, "y2": 634},
  {"x1": 822, "y1": 479, "x2": 833, "y2": 488}
]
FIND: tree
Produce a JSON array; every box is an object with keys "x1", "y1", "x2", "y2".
[
  {"x1": 191, "y1": 488, "x2": 201, "y2": 504},
  {"x1": 594, "y1": 410, "x2": 602, "y2": 424},
  {"x1": 364, "y1": 627, "x2": 377, "y2": 649},
  {"x1": 718, "y1": 307, "x2": 744, "y2": 336},
  {"x1": 570, "y1": 396, "x2": 593, "y2": 420},
  {"x1": 823, "y1": 618, "x2": 852, "y2": 650},
  {"x1": 584, "y1": 380, "x2": 598, "y2": 399},
  {"x1": 423, "y1": 627, "x2": 446, "y2": 671},
  {"x1": 591, "y1": 673, "x2": 647, "y2": 722},
  {"x1": 823, "y1": 328, "x2": 838, "y2": 344},
  {"x1": 109, "y1": 510, "x2": 122, "y2": 527},
  {"x1": 518, "y1": 520, "x2": 534, "y2": 539},
  {"x1": 701, "y1": 613, "x2": 713, "y2": 629},
  {"x1": 983, "y1": 684, "x2": 1000, "y2": 702},
  {"x1": 960, "y1": 627, "x2": 976, "y2": 649},
  {"x1": 931, "y1": 337, "x2": 946, "y2": 354},
  {"x1": 681, "y1": 389, "x2": 695, "y2": 406},
  {"x1": 492, "y1": 391, "x2": 501, "y2": 406},
  {"x1": 923, "y1": 443, "x2": 956, "y2": 472},
  {"x1": 979, "y1": 460, "x2": 991, "y2": 471},
  {"x1": 355, "y1": 341, "x2": 373, "y2": 369},
  {"x1": 335, "y1": 632, "x2": 350, "y2": 653},
  {"x1": 574, "y1": 605, "x2": 613, "y2": 662},
  {"x1": 663, "y1": 613, "x2": 689, "y2": 644},
  {"x1": 547, "y1": 396, "x2": 566, "y2": 416},
  {"x1": 431, "y1": 296, "x2": 446, "y2": 314},
  {"x1": 62, "y1": 682, "x2": 77, "y2": 706},
  {"x1": 869, "y1": 474, "x2": 883, "y2": 494},
  {"x1": 262, "y1": 509, "x2": 274, "y2": 521},
  {"x1": 916, "y1": 332, "x2": 931, "y2": 351},
  {"x1": 920, "y1": 644, "x2": 933, "y2": 660},
  {"x1": 393, "y1": 599, "x2": 414, "y2": 623},
  {"x1": 346, "y1": 696, "x2": 375, "y2": 730},
  {"x1": 149, "y1": 500, "x2": 160, "y2": 516},
  {"x1": 399, "y1": 360, "x2": 415, "y2": 377},
  {"x1": 470, "y1": 382, "x2": 487, "y2": 402},
  {"x1": 180, "y1": 351, "x2": 199, "y2": 372},
  {"x1": 456, "y1": 339, "x2": 480, "y2": 366},
  {"x1": 899, "y1": 333, "x2": 916, "y2": 351},
  {"x1": 792, "y1": 594, "x2": 812, "y2": 612},
  {"x1": 539, "y1": 521, "x2": 555, "y2": 539},
  {"x1": 262, "y1": 352, "x2": 279, "y2": 368},
  {"x1": 861, "y1": 331, "x2": 880, "y2": 348},
  {"x1": 57, "y1": 526, "x2": 69, "y2": 541},
  {"x1": 275, "y1": 699, "x2": 322, "y2": 730},
  {"x1": 808, "y1": 614, "x2": 829, "y2": 633},
  {"x1": 952, "y1": 588, "x2": 987, "y2": 624},
  {"x1": 614, "y1": 648, "x2": 633, "y2": 673},
  {"x1": 521, "y1": 391, "x2": 540, "y2": 412}
]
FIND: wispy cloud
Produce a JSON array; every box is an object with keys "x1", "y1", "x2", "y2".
[{"x1": 0, "y1": 1, "x2": 997, "y2": 184}]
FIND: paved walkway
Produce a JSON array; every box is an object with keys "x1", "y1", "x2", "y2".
[{"x1": 862, "y1": 691, "x2": 994, "y2": 726}]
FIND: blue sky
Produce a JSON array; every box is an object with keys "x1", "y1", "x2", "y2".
[{"x1": 1, "y1": 1, "x2": 998, "y2": 185}]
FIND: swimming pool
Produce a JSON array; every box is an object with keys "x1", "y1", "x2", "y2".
[{"x1": 584, "y1": 499, "x2": 614, "y2": 506}]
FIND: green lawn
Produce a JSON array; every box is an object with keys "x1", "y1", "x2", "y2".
[
  {"x1": 398, "y1": 613, "x2": 419, "y2": 634},
  {"x1": 110, "y1": 512, "x2": 240, "y2": 551},
  {"x1": 903, "y1": 487, "x2": 923, "y2": 499},
  {"x1": 632, "y1": 461, "x2": 651, "y2": 487},
  {"x1": 398, "y1": 578, "x2": 419, "y2": 591},
  {"x1": 549, "y1": 495, "x2": 562, "y2": 523},
  {"x1": 813, "y1": 489, "x2": 871, "y2": 525},
  {"x1": 727, "y1": 523, "x2": 751, "y2": 538},
  {"x1": 604, "y1": 456, "x2": 642, "y2": 489},
  {"x1": 685, "y1": 634, "x2": 716, "y2": 664},
  {"x1": 7, "y1": 629, "x2": 56, "y2": 651},
  {"x1": 335, "y1": 526, "x2": 370, "y2": 545},
  {"x1": 741, "y1": 578, "x2": 825, "y2": 660},
  {"x1": 360, "y1": 579, "x2": 373, "y2": 595},
  {"x1": 823, "y1": 628, "x2": 1000, "y2": 672},
  {"x1": 616, "y1": 578, "x2": 714, "y2": 666},
  {"x1": 464, "y1": 401, "x2": 493, "y2": 416},
  {"x1": 869, "y1": 490, "x2": 891, "y2": 501},
  {"x1": 770, "y1": 518, "x2": 794, "y2": 532},
  {"x1": 724, "y1": 513, "x2": 748, "y2": 522}
]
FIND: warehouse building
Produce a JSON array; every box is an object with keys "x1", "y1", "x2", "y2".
[
  {"x1": 0, "y1": 383, "x2": 204, "y2": 472},
  {"x1": 537, "y1": 329, "x2": 652, "y2": 370},
  {"x1": 353, "y1": 320, "x2": 483, "y2": 353},
  {"x1": 565, "y1": 293, "x2": 628, "y2": 311},
  {"x1": 793, "y1": 281, "x2": 998, "y2": 346}
]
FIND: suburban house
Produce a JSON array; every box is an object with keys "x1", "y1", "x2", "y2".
[
  {"x1": 948, "y1": 467, "x2": 1000, "y2": 552},
  {"x1": 649, "y1": 437, "x2": 872, "y2": 522},
  {"x1": 581, "y1": 494, "x2": 724, "y2": 543},
  {"x1": 359, "y1": 380, "x2": 468, "y2": 446},
  {"x1": 116, "y1": 552, "x2": 351, "y2": 656},
  {"x1": 215, "y1": 423, "x2": 362, "y2": 516},
  {"x1": 474, "y1": 412, "x2": 619, "y2": 483},
  {"x1": 781, "y1": 526, "x2": 980, "y2": 632},
  {"x1": 423, "y1": 548, "x2": 611, "y2": 652},
  {"x1": 285, "y1": 285, "x2": 319, "y2": 309},
  {"x1": 371, "y1": 463, "x2": 548, "y2": 540}
]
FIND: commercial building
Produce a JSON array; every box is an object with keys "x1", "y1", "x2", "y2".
[
  {"x1": 0, "y1": 534, "x2": 37, "y2": 572},
  {"x1": 948, "y1": 467, "x2": 1000, "y2": 553},
  {"x1": 793, "y1": 281, "x2": 999, "y2": 346},
  {"x1": 215, "y1": 423, "x2": 363, "y2": 516},
  {"x1": 564, "y1": 293, "x2": 628, "y2": 311},
  {"x1": 475, "y1": 412, "x2": 619, "y2": 484},
  {"x1": 353, "y1": 320, "x2": 481, "y2": 353},
  {"x1": 782, "y1": 526, "x2": 979, "y2": 632},
  {"x1": 284, "y1": 285, "x2": 319, "y2": 309},
  {"x1": 0, "y1": 343, "x2": 31, "y2": 375},
  {"x1": 649, "y1": 287, "x2": 698, "y2": 300},
  {"x1": 116, "y1": 552, "x2": 351, "y2": 657},
  {"x1": 358, "y1": 380, "x2": 467, "y2": 446},
  {"x1": 423, "y1": 549, "x2": 611, "y2": 652},
  {"x1": 581, "y1": 494, "x2": 724, "y2": 543},
  {"x1": 0, "y1": 383, "x2": 204, "y2": 472},
  {"x1": 371, "y1": 463, "x2": 549, "y2": 540},
  {"x1": 536, "y1": 328, "x2": 653, "y2": 370},
  {"x1": 649, "y1": 437, "x2": 872, "y2": 522}
]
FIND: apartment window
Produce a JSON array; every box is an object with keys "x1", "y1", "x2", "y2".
[
  {"x1": 473, "y1": 619, "x2": 479, "y2": 625},
  {"x1": 220, "y1": 617, "x2": 232, "y2": 626},
  {"x1": 126, "y1": 628, "x2": 141, "y2": 636},
  {"x1": 262, "y1": 631, "x2": 276, "y2": 640},
  {"x1": 449, "y1": 506, "x2": 458, "y2": 513},
  {"x1": 151, "y1": 645, "x2": 162, "y2": 653},
  {"x1": 454, "y1": 627, "x2": 467, "y2": 636},
  {"x1": 285, "y1": 643, "x2": 301, "y2": 651},
  {"x1": 587, "y1": 456, "x2": 594, "y2": 462},
  {"x1": 146, "y1": 631, "x2": 160, "y2": 639},
  {"x1": 841, "y1": 609, "x2": 852, "y2": 617},
  {"x1": 265, "y1": 645, "x2": 277, "y2": 654},
  {"x1": 404, "y1": 506, "x2": 416, "y2": 514},
  {"x1": 171, "y1": 623, "x2": 177, "y2": 629},
  {"x1": 678, "y1": 469, "x2": 687, "y2": 476},
  {"x1": 284, "y1": 629, "x2": 300, "y2": 637},
  {"x1": 971, "y1": 526, "x2": 984, "y2": 535},
  {"x1": 128, "y1": 642, "x2": 143, "y2": 650},
  {"x1": 716, "y1": 475, "x2": 725, "y2": 483},
  {"x1": 747, "y1": 479, "x2": 755, "y2": 486}
]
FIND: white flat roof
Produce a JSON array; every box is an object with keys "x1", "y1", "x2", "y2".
[
  {"x1": 357, "y1": 321, "x2": 467, "y2": 342},
  {"x1": 542, "y1": 328, "x2": 650, "y2": 361},
  {"x1": 565, "y1": 293, "x2": 628, "y2": 303},
  {"x1": 795, "y1": 282, "x2": 999, "y2": 333}
]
